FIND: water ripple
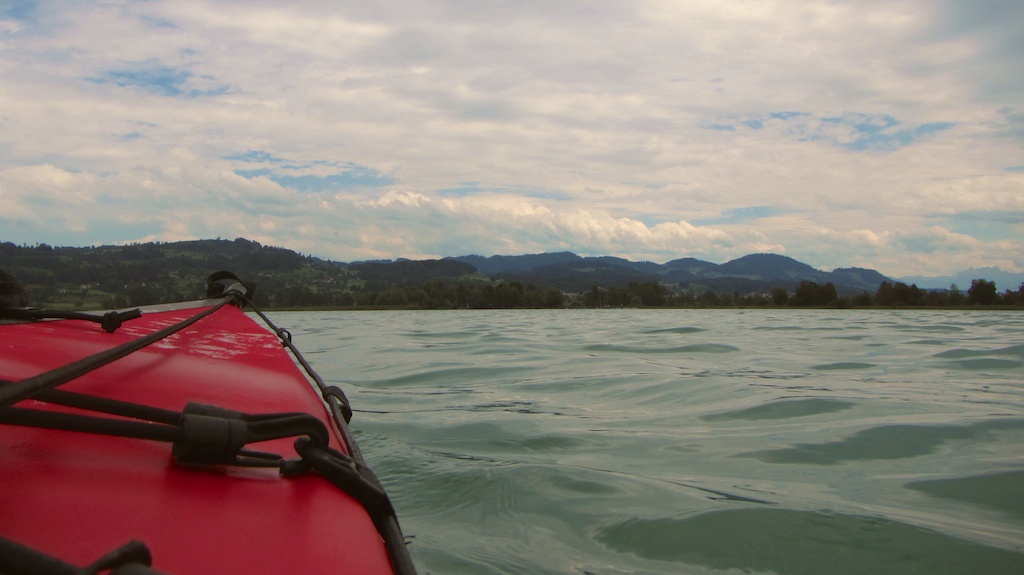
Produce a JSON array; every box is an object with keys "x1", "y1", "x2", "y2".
[
  {"x1": 701, "y1": 399, "x2": 856, "y2": 421},
  {"x1": 596, "y1": 509, "x2": 1024, "y2": 574},
  {"x1": 906, "y1": 470, "x2": 1024, "y2": 521},
  {"x1": 811, "y1": 362, "x2": 877, "y2": 370},
  {"x1": 279, "y1": 309, "x2": 1024, "y2": 574},
  {"x1": 738, "y1": 419, "x2": 1024, "y2": 465},
  {"x1": 584, "y1": 343, "x2": 739, "y2": 354}
]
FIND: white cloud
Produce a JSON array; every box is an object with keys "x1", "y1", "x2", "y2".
[{"x1": 0, "y1": 0, "x2": 1021, "y2": 276}]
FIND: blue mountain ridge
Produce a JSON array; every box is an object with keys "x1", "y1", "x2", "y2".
[
  {"x1": 900, "y1": 267, "x2": 1024, "y2": 292},
  {"x1": 445, "y1": 252, "x2": 894, "y2": 294}
]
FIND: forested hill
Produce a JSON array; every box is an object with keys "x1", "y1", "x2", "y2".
[
  {"x1": 1, "y1": 238, "x2": 337, "y2": 308},
  {"x1": 446, "y1": 251, "x2": 892, "y2": 293},
  {"x1": 3, "y1": 237, "x2": 1015, "y2": 309}
]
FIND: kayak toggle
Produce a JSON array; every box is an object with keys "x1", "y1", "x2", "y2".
[{"x1": 173, "y1": 402, "x2": 330, "y2": 468}]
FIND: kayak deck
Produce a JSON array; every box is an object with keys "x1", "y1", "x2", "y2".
[{"x1": 0, "y1": 302, "x2": 398, "y2": 574}]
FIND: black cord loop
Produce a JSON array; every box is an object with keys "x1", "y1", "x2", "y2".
[
  {"x1": 0, "y1": 308, "x2": 143, "y2": 333},
  {"x1": 0, "y1": 536, "x2": 162, "y2": 575}
]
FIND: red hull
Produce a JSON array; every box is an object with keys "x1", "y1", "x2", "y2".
[{"x1": 1, "y1": 303, "x2": 395, "y2": 573}]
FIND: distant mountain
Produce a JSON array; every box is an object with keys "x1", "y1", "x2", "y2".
[
  {"x1": 17, "y1": 236, "x2": 1016, "y2": 299},
  {"x1": 831, "y1": 268, "x2": 892, "y2": 290},
  {"x1": 662, "y1": 258, "x2": 721, "y2": 282},
  {"x1": 447, "y1": 252, "x2": 581, "y2": 275},
  {"x1": 444, "y1": 251, "x2": 890, "y2": 294},
  {"x1": 899, "y1": 267, "x2": 1024, "y2": 292},
  {"x1": 497, "y1": 257, "x2": 658, "y2": 292},
  {"x1": 664, "y1": 257, "x2": 719, "y2": 273},
  {"x1": 705, "y1": 254, "x2": 886, "y2": 294},
  {"x1": 349, "y1": 259, "x2": 477, "y2": 284},
  {"x1": 718, "y1": 254, "x2": 823, "y2": 281},
  {"x1": 896, "y1": 274, "x2": 953, "y2": 290},
  {"x1": 588, "y1": 256, "x2": 665, "y2": 275},
  {"x1": 0, "y1": 238, "x2": 350, "y2": 308},
  {"x1": 5, "y1": 238, "x2": 1019, "y2": 309}
]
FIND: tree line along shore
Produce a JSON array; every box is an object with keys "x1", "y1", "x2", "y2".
[{"x1": 2, "y1": 239, "x2": 1021, "y2": 310}]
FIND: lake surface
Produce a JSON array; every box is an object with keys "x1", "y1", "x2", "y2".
[{"x1": 282, "y1": 309, "x2": 1024, "y2": 574}]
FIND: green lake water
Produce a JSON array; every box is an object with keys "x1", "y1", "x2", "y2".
[{"x1": 284, "y1": 309, "x2": 1024, "y2": 574}]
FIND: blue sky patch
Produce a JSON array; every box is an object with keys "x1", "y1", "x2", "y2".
[
  {"x1": 517, "y1": 187, "x2": 574, "y2": 201},
  {"x1": 850, "y1": 113, "x2": 900, "y2": 134},
  {"x1": 842, "y1": 120, "x2": 955, "y2": 151},
  {"x1": 708, "y1": 111, "x2": 955, "y2": 152},
  {"x1": 226, "y1": 150, "x2": 285, "y2": 164},
  {"x1": 229, "y1": 152, "x2": 395, "y2": 190},
  {"x1": 235, "y1": 162, "x2": 395, "y2": 191},
  {"x1": 436, "y1": 183, "x2": 572, "y2": 201},
  {"x1": 938, "y1": 210, "x2": 1024, "y2": 242},
  {"x1": 693, "y1": 205, "x2": 789, "y2": 226},
  {"x1": 87, "y1": 62, "x2": 229, "y2": 98},
  {"x1": 264, "y1": 172, "x2": 395, "y2": 190},
  {"x1": 140, "y1": 15, "x2": 178, "y2": 29},
  {"x1": 2, "y1": 0, "x2": 37, "y2": 22},
  {"x1": 436, "y1": 183, "x2": 487, "y2": 197},
  {"x1": 712, "y1": 111, "x2": 812, "y2": 131},
  {"x1": 771, "y1": 111, "x2": 807, "y2": 121}
]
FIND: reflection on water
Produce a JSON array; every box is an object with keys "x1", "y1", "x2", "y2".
[
  {"x1": 700, "y1": 398, "x2": 856, "y2": 421},
  {"x1": 280, "y1": 309, "x2": 1024, "y2": 574},
  {"x1": 907, "y1": 471, "x2": 1024, "y2": 521},
  {"x1": 598, "y1": 509, "x2": 1024, "y2": 575},
  {"x1": 739, "y1": 419, "x2": 1024, "y2": 465}
]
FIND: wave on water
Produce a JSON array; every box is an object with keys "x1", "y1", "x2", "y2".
[
  {"x1": 286, "y1": 309, "x2": 1024, "y2": 574},
  {"x1": 700, "y1": 398, "x2": 856, "y2": 421},
  {"x1": 737, "y1": 419, "x2": 1024, "y2": 465},
  {"x1": 597, "y1": 508, "x2": 1024, "y2": 575}
]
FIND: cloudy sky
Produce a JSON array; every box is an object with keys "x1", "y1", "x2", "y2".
[{"x1": 1, "y1": 0, "x2": 1022, "y2": 276}]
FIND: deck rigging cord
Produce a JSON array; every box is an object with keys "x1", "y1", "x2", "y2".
[
  {"x1": 0, "y1": 537, "x2": 162, "y2": 575},
  {"x1": 0, "y1": 272, "x2": 417, "y2": 575},
  {"x1": 0, "y1": 307, "x2": 143, "y2": 333}
]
